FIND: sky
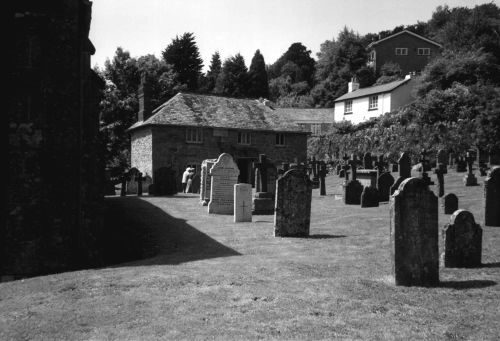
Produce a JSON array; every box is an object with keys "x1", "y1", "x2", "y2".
[{"x1": 89, "y1": 0, "x2": 496, "y2": 72}]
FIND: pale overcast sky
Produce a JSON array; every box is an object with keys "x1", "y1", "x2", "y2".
[{"x1": 89, "y1": 0, "x2": 496, "y2": 72}]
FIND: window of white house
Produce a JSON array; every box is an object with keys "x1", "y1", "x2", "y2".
[
  {"x1": 237, "y1": 131, "x2": 251, "y2": 145},
  {"x1": 275, "y1": 133, "x2": 286, "y2": 146},
  {"x1": 311, "y1": 123, "x2": 322, "y2": 135},
  {"x1": 186, "y1": 127, "x2": 203, "y2": 143},
  {"x1": 368, "y1": 95, "x2": 378, "y2": 110},
  {"x1": 417, "y1": 48, "x2": 430, "y2": 56},
  {"x1": 395, "y1": 48, "x2": 408, "y2": 55},
  {"x1": 344, "y1": 100, "x2": 353, "y2": 114}
]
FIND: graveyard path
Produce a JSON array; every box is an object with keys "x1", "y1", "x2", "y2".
[{"x1": 1, "y1": 171, "x2": 500, "y2": 340}]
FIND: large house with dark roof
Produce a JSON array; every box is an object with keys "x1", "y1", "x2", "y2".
[
  {"x1": 127, "y1": 91, "x2": 311, "y2": 186},
  {"x1": 367, "y1": 30, "x2": 442, "y2": 75},
  {"x1": 334, "y1": 75, "x2": 416, "y2": 124}
]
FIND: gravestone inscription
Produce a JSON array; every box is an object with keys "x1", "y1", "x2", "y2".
[{"x1": 208, "y1": 154, "x2": 240, "y2": 214}]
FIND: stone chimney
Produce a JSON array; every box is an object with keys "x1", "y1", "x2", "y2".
[
  {"x1": 348, "y1": 76, "x2": 359, "y2": 93},
  {"x1": 138, "y1": 73, "x2": 152, "y2": 122}
]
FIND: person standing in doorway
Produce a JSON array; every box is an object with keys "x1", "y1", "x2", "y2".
[
  {"x1": 186, "y1": 167, "x2": 195, "y2": 193},
  {"x1": 182, "y1": 167, "x2": 190, "y2": 193}
]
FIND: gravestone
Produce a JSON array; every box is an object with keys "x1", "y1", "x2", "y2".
[
  {"x1": 357, "y1": 170, "x2": 378, "y2": 188},
  {"x1": 377, "y1": 172, "x2": 395, "y2": 202},
  {"x1": 484, "y1": 166, "x2": 500, "y2": 227},
  {"x1": 191, "y1": 174, "x2": 201, "y2": 194},
  {"x1": 151, "y1": 167, "x2": 177, "y2": 196},
  {"x1": 489, "y1": 147, "x2": 500, "y2": 166},
  {"x1": 390, "y1": 177, "x2": 439, "y2": 287},
  {"x1": 374, "y1": 155, "x2": 386, "y2": 174},
  {"x1": 253, "y1": 154, "x2": 276, "y2": 215},
  {"x1": 442, "y1": 210, "x2": 482, "y2": 268},
  {"x1": 390, "y1": 152, "x2": 411, "y2": 195},
  {"x1": 200, "y1": 159, "x2": 217, "y2": 205},
  {"x1": 456, "y1": 157, "x2": 467, "y2": 172},
  {"x1": 208, "y1": 153, "x2": 240, "y2": 214},
  {"x1": 361, "y1": 186, "x2": 379, "y2": 208},
  {"x1": 443, "y1": 193, "x2": 458, "y2": 214},
  {"x1": 126, "y1": 168, "x2": 140, "y2": 194},
  {"x1": 119, "y1": 173, "x2": 127, "y2": 197},
  {"x1": 363, "y1": 152, "x2": 373, "y2": 169},
  {"x1": 418, "y1": 149, "x2": 434, "y2": 185},
  {"x1": 318, "y1": 161, "x2": 328, "y2": 196},
  {"x1": 234, "y1": 183, "x2": 252, "y2": 222},
  {"x1": 310, "y1": 157, "x2": 320, "y2": 189},
  {"x1": 479, "y1": 160, "x2": 488, "y2": 176},
  {"x1": 436, "y1": 149, "x2": 448, "y2": 174},
  {"x1": 391, "y1": 163, "x2": 399, "y2": 172},
  {"x1": 343, "y1": 155, "x2": 363, "y2": 205},
  {"x1": 274, "y1": 169, "x2": 312, "y2": 237},
  {"x1": 434, "y1": 164, "x2": 445, "y2": 197},
  {"x1": 463, "y1": 152, "x2": 478, "y2": 186}
]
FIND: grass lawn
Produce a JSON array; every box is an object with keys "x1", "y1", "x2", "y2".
[{"x1": 1, "y1": 168, "x2": 499, "y2": 340}]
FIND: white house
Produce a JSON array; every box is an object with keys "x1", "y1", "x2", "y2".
[{"x1": 334, "y1": 75, "x2": 416, "y2": 124}]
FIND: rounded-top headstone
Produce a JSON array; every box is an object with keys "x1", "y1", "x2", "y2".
[
  {"x1": 443, "y1": 193, "x2": 459, "y2": 214},
  {"x1": 443, "y1": 209, "x2": 482, "y2": 268}
]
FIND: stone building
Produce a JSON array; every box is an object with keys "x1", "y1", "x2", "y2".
[
  {"x1": 128, "y1": 92, "x2": 309, "y2": 187},
  {"x1": 4, "y1": 0, "x2": 104, "y2": 279},
  {"x1": 273, "y1": 107, "x2": 335, "y2": 136}
]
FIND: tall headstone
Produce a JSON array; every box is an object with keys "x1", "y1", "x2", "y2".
[
  {"x1": 374, "y1": 155, "x2": 386, "y2": 174},
  {"x1": 318, "y1": 161, "x2": 328, "y2": 196},
  {"x1": 484, "y1": 166, "x2": 500, "y2": 227},
  {"x1": 436, "y1": 149, "x2": 448, "y2": 174},
  {"x1": 377, "y1": 172, "x2": 395, "y2": 202},
  {"x1": 443, "y1": 193, "x2": 458, "y2": 214},
  {"x1": 434, "y1": 164, "x2": 445, "y2": 197},
  {"x1": 390, "y1": 152, "x2": 411, "y2": 195},
  {"x1": 418, "y1": 149, "x2": 433, "y2": 185},
  {"x1": 234, "y1": 183, "x2": 252, "y2": 222},
  {"x1": 253, "y1": 154, "x2": 276, "y2": 215},
  {"x1": 200, "y1": 159, "x2": 217, "y2": 205},
  {"x1": 390, "y1": 177, "x2": 439, "y2": 287},
  {"x1": 274, "y1": 169, "x2": 312, "y2": 237},
  {"x1": 343, "y1": 154, "x2": 363, "y2": 205},
  {"x1": 208, "y1": 154, "x2": 240, "y2": 214},
  {"x1": 363, "y1": 152, "x2": 373, "y2": 169},
  {"x1": 463, "y1": 151, "x2": 478, "y2": 186},
  {"x1": 442, "y1": 210, "x2": 482, "y2": 268},
  {"x1": 126, "y1": 168, "x2": 140, "y2": 194}
]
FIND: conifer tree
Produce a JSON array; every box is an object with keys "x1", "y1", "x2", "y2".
[
  {"x1": 215, "y1": 53, "x2": 248, "y2": 97},
  {"x1": 247, "y1": 49, "x2": 269, "y2": 98},
  {"x1": 206, "y1": 51, "x2": 222, "y2": 93}
]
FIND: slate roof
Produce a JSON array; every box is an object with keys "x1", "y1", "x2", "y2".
[
  {"x1": 367, "y1": 30, "x2": 442, "y2": 48},
  {"x1": 273, "y1": 108, "x2": 335, "y2": 123},
  {"x1": 334, "y1": 78, "x2": 412, "y2": 102},
  {"x1": 128, "y1": 93, "x2": 310, "y2": 133}
]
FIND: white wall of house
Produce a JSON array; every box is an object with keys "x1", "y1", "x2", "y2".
[{"x1": 334, "y1": 93, "x2": 392, "y2": 124}]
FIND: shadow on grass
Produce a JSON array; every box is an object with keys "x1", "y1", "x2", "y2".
[
  {"x1": 308, "y1": 234, "x2": 347, "y2": 239},
  {"x1": 100, "y1": 196, "x2": 240, "y2": 267},
  {"x1": 481, "y1": 262, "x2": 500, "y2": 268},
  {"x1": 439, "y1": 280, "x2": 497, "y2": 289}
]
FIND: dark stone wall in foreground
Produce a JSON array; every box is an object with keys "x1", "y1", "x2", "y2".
[{"x1": 3, "y1": 0, "x2": 105, "y2": 278}]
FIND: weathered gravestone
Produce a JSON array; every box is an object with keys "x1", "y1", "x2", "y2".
[
  {"x1": 443, "y1": 193, "x2": 458, "y2": 214},
  {"x1": 150, "y1": 167, "x2": 177, "y2": 196},
  {"x1": 456, "y1": 156, "x2": 467, "y2": 172},
  {"x1": 436, "y1": 149, "x2": 448, "y2": 174},
  {"x1": 361, "y1": 186, "x2": 379, "y2": 208},
  {"x1": 274, "y1": 169, "x2": 312, "y2": 237},
  {"x1": 191, "y1": 174, "x2": 201, "y2": 194},
  {"x1": 343, "y1": 155, "x2": 363, "y2": 205},
  {"x1": 234, "y1": 183, "x2": 252, "y2": 222},
  {"x1": 442, "y1": 210, "x2": 482, "y2": 268},
  {"x1": 377, "y1": 172, "x2": 395, "y2": 202},
  {"x1": 434, "y1": 164, "x2": 445, "y2": 197},
  {"x1": 463, "y1": 152, "x2": 478, "y2": 186},
  {"x1": 390, "y1": 177, "x2": 439, "y2": 286},
  {"x1": 363, "y1": 152, "x2": 373, "y2": 169},
  {"x1": 489, "y1": 147, "x2": 500, "y2": 166},
  {"x1": 310, "y1": 157, "x2": 320, "y2": 189},
  {"x1": 200, "y1": 158, "x2": 217, "y2": 205},
  {"x1": 390, "y1": 152, "x2": 411, "y2": 195},
  {"x1": 484, "y1": 166, "x2": 500, "y2": 227},
  {"x1": 318, "y1": 161, "x2": 328, "y2": 196},
  {"x1": 125, "y1": 168, "x2": 140, "y2": 194},
  {"x1": 208, "y1": 153, "x2": 240, "y2": 214},
  {"x1": 253, "y1": 154, "x2": 276, "y2": 215}
]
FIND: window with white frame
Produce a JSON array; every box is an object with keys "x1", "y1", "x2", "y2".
[
  {"x1": 186, "y1": 127, "x2": 203, "y2": 143},
  {"x1": 237, "y1": 131, "x2": 251, "y2": 145},
  {"x1": 275, "y1": 133, "x2": 286, "y2": 146},
  {"x1": 395, "y1": 48, "x2": 408, "y2": 55},
  {"x1": 417, "y1": 48, "x2": 430, "y2": 56},
  {"x1": 368, "y1": 95, "x2": 378, "y2": 110},
  {"x1": 311, "y1": 123, "x2": 321, "y2": 135},
  {"x1": 344, "y1": 100, "x2": 353, "y2": 114}
]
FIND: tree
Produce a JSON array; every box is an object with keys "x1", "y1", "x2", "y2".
[
  {"x1": 375, "y1": 62, "x2": 403, "y2": 85},
  {"x1": 204, "y1": 51, "x2": 222, "y2": 93},
  {"x1": 269, "y1": 42, "x2": 316, "y2": 86},
  {"x1": 247, "y1": 49, "x2": 269, "y2": 98},
  {"x1": 215, "y1": 53, "x2": 248, "y2": 97},
  {"x1": 162, "y1": 32, "x2": 203, "y2": 91}
]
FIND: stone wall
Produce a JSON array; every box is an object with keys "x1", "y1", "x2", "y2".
[
  {"x1": 130, "y1": 128, "x2": 153, "y2": 177},
  {"x1": 132, "y1": 126, "x2": 308, "y2": 189}
]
